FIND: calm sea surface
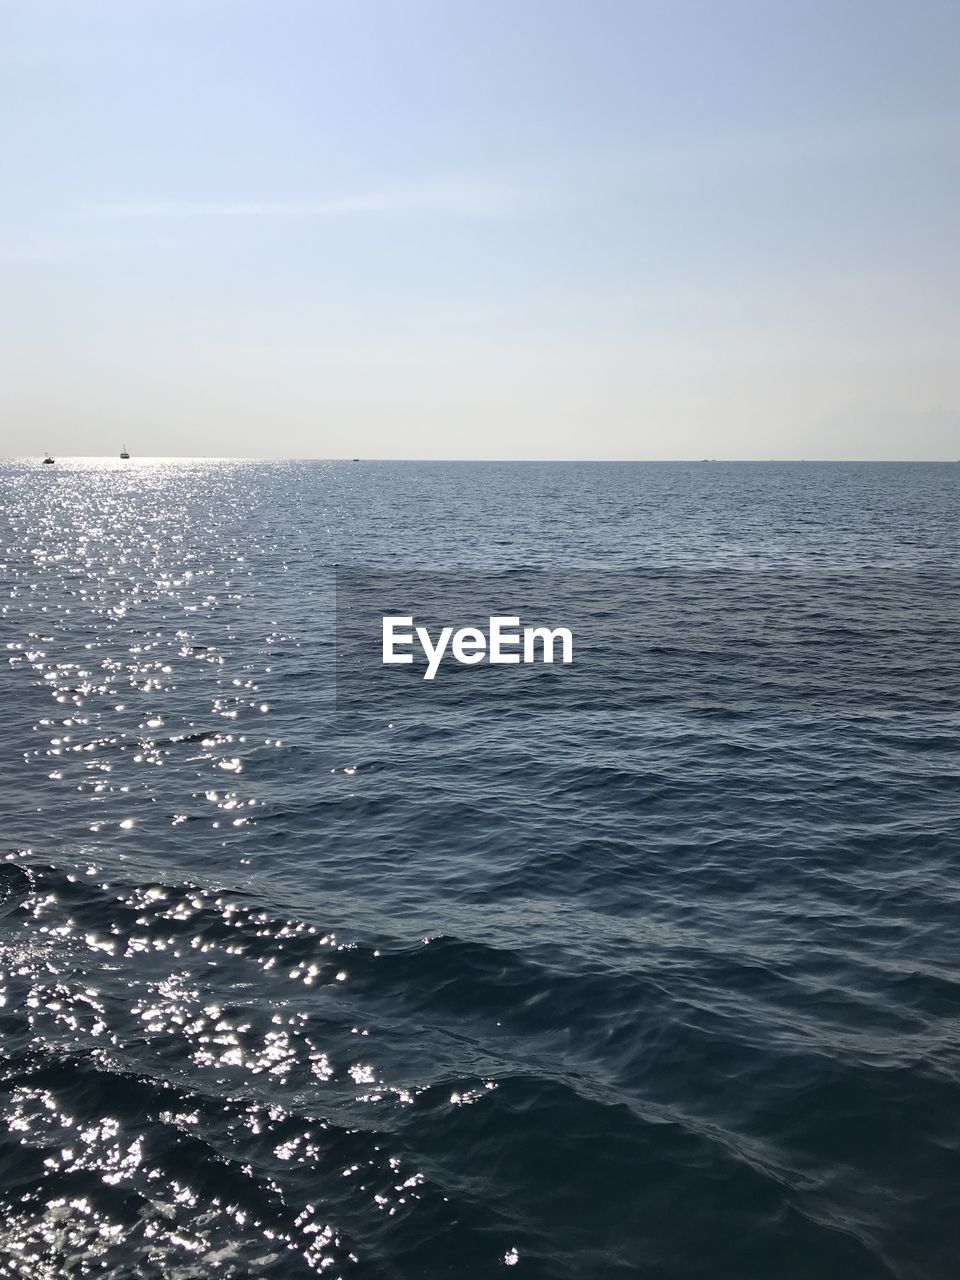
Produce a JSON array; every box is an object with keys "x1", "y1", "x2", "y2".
[{"x1": 1, "y1": 459, "x2": 959, "y2": 1279}]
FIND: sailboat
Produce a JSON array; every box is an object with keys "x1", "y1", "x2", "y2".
[{"x1": 120, "y1": 443, "x2": 130, "y2": 459}]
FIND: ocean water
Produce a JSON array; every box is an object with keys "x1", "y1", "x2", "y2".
[{"x1": 1, "y1": 458, "x2": 959, "y2": 1279}]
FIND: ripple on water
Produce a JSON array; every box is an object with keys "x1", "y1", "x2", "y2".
[{"x1": 1, "y1": 460, "x2": 959, "y2": 1278}]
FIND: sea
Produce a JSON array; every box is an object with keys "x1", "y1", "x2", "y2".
[{"x1": 0, "y1": 458, "x2": 958, "y2": 1279}]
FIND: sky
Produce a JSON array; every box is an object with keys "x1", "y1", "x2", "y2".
[{"x1": 1, "y1": 0, "x2": 959, "y2": 459}]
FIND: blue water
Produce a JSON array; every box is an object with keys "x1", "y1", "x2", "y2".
[{"x1": 1, "y1": 459, "x2": 959, "y2": 1279}]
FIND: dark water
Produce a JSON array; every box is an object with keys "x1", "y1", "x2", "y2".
[{"x1": 1, "y1": 459, "x2": 959, "y2": 1279}]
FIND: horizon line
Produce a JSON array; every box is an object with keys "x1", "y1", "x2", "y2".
[{"x1": 7, "y1": 455, "x2": 960, "y2": 465}]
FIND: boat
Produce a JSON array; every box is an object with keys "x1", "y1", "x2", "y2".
[
  {"x1": 42, "y1": 454, "x2": 55, "y2": 465},
  {"x1": 120, "y1": 444, "x2": 130, "y2": 459}
]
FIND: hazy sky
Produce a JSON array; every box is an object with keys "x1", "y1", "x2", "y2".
[{"x1": 2, "y1": 0, "x2": 959, "y2": 459}]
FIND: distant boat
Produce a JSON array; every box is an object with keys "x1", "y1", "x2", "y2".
[
  {"x1": 42, "y1": 454, "x2": 55, "y2": 465},
  {"x1": 120, "y1": 444, "x2": 130, "y2": 459},
  {"x1": 352, "y1": 457, "x2": 360, "y2": 462}
]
